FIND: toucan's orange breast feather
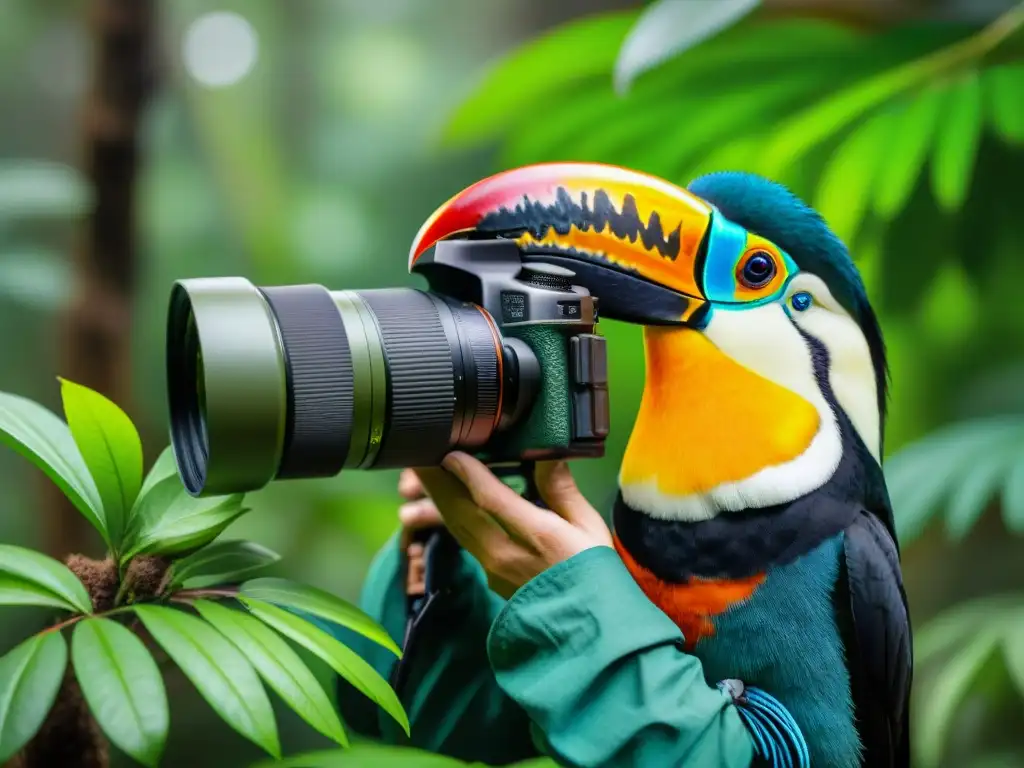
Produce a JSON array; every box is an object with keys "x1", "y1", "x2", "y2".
[{"x1": 614, "y1": 534, "x2": 765, "y2": 650}]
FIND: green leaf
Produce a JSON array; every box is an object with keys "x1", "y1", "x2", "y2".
[
  {"x1": 0, "y1": 160, "x2": 89, "y2": 222},
  {"x1": 914, "y1": 594, "x2": 1023, "y2": 664},
  {"x1": 194, "y1": 600, "x2": 347, "y2": 747},
  {"x1": 442, "y1": 10, "x2": 638, "y2": 146},
  {"x1": 0, "y1": 544, "x2": 92, "y2": 615},
  {"x1": 172, "y1": 541, "x2": 280, "y2": 590},
  {"x1": 0, "y1": 632, "x2": 68, "y2": 763},
  {"x1": 931, "y1": 70, "x2": 983, "y2": 212},
  {"x1": 985, "y1": 64, "x2": 1024, "y2": 143},
  {"x1": 613, "y1": 0, "x2": 762, "y2": 94},
  {"x1": 72, "y1": 618, "x2": 168, "y2": 768},
  {"x1": 1002, "y1": 449, "x2": 1024, "y2": 533},
  {"x1": 248, "y1": 744, "x2": 471, "y2": 767},
  {"x1": 138, "y1": 446, "x2": 179, "y2": 501},
  {"x1": 240, "y1": 577, "x2": 400, "y2": 657},
  {"x1": 915, "y1": 628, "x2": 1001, "y2": 768},
  {"x1": 58, "y1": 378, "x2": 143, "y2": 550},
  {"x1": 873, "y1": 84, "x2": 946, "y2": 220},
  {"x1": 758, "y1": 26, "x2": 974, "y2": 177},
  {"x1": 241, "y1": 598, "x2": 409, "y2": 736},
  {"x1": 122, "y1": 476, "x2": 246, "y2": 561},
  {"x1": 0, "y1": 390, "x2": 105, "y2": 543},
  {"x1": 814, "y1": 105, "x2": 896, "y2": 245},
  {"x1": 886, "y1": 419, "x2": 1019, "y2": 543},
  {"x1": 0, "y1": 573, "x2": 80, "y2": 612},
  {"x1": 945, "y1": 435, "x2": 1021, "y2": 540},
  {"x1": 134, "y1": 605, "x2": 280, "y2": 758}
]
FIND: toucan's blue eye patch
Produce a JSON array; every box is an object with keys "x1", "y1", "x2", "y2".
[{"x1": 701, "y1": 210, "x2": 799, "y2": 307}]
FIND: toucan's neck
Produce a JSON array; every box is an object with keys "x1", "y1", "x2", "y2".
[{"x1": 619, "y1": 326, "x2": 834, "y2": 521}]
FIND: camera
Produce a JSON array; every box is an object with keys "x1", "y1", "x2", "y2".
[
  {"x1": 166, "y1": 239, "x2": 610, "y2": 497},
  {"x1": 165, "y1": 161, "x2": 712, "y2": 497}
]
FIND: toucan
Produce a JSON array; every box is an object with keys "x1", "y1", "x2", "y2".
[{"x1": 408, "y1": 162, "x2": 912, "y2": 768}]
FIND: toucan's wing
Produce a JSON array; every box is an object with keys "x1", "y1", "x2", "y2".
[{"x1": 841, "y1": 509, "x2": 912, "y2": 767}]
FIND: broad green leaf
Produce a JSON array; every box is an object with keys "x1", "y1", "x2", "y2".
[
  {"x1": 0, "y1": 545, "x2": 92, "y2": 615},
  {"x1": 241, "y1": 598, "x2": 408, "y2": 736},
  {"x1": 0, "y1": 632, "x2": 68, "y2": 763},
  {"x1": 931, "y1": 71, "x2": 983, "y2": 212},
  {"x1": 0, "y1": 574, "x2": 79, "y2": 612},
  {"x1": 886, "y1": 419, "x2": 1019, "y2": 543},
  {"x1": 985, "y1": 64, "x2": 1024, "y2": 143},
  {"x1": 945, "y1": 436, "x2": 1021, "y2": 540},
  {"x1": 0, "y1": 391, "x2": 105, "y2": 542},
  {"x1": 915, "y1": 628, "x2": 1000, "y2": 768},
  {"x1": 58, "y1": 378, "x2": 143, "y2": 550},
  {"x1": 134, "y1": 605, "x2": 280, "y2": 758},
  {"x1": 759, "y1": 26, "x2": 976, "y2": 177},
  {"x1": 72, "y1": 618, "x2": 167, "y2": 768},
  {"x1": 122, "y1": 475, "x2": 246, "y2": 561},
  {"x1": 1002, "y1": 449, "x2": 1024, "y2": 533},
  {"x1": 171, "y1": 541, "x2": 280, "y2": 590},
  {"x1": 249, "y1": 744, "x2": 470, "y2": 767},
  {"x1": 443, "y1": 10, "x2": 638, "y2": 146},
  {"x1": 815, "y1": 105, "x2": 896, "y2": 245},
  {"x1": 0, "y1": 160, "x2": 89, "y2": 221},
  {"x1": 874, "y1": 84, "x2": 946, "y2": 220},
  {"x1": 613, "y1": 0, "x2": 762, "y2": 94},
  {"x1": 914, "y1": 594, "x2": 1024, "y2": 664},
  {"x1": 194, "y1": 600, "x2": 347, "y2": 747},
  {"x1": 240, "y1": 578, "x2": 400, "y2": 657},
  {"x1": 138, "y1": 445, "x2": 179, "y2": 501}
]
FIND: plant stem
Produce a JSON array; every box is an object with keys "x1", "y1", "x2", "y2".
[{"x1": 39, "y1": 605, "x2": 136, "y2": 636}]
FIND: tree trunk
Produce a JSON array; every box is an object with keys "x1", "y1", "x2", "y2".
[{"x1": 39, "y1": 0, "x2": 157, "y2": 561}]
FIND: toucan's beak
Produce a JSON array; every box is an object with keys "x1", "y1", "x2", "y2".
[{"x1": 408, "y1": 162, "x2": 714, "y2": 325}]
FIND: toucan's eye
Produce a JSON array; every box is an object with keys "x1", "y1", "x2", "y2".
[
  {"x1": 739, "y1": 251, "x2": 776, "y2": 289},
  {"x1": 791, "y1": 292, "x2": 813, "y2": 312}
]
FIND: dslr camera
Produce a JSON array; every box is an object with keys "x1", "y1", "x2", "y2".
[{"x1": 165, "y1": 162, "x2": 712, "y2": 496}]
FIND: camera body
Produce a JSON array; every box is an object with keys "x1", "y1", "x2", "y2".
[{"x1": 413, "y1": 238, "x2": 609, "y2": 466}]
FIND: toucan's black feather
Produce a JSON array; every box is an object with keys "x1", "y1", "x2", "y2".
[{"x1": 839, "y1": 511, "x2": 913, "y2": 767}]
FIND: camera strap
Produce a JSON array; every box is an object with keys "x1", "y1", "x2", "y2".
[{"x1": 390, "y1": 461, "x2": 542, "y2": 694}]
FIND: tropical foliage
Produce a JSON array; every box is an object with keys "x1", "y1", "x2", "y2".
[{"x1": 0, "y1": 381, "x2": 407, "y2": 766}]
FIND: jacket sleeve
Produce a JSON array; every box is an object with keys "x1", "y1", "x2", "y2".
[
  {"x1": 486, "y1": 545, "x2": 756, "y2": 768},
  {"x1": 338, "y1": 538, "x2": 756, "y2": 768}
]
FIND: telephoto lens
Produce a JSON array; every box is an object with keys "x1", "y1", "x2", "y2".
[{"x1": 166, "y1": 278, "x2": 541, "y2": 497}]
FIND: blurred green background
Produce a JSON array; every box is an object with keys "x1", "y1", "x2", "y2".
[{"x1": 3, "y1": 0, "x2": 1024, "y2": 766}]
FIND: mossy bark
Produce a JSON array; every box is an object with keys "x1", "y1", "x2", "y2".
[{"x1": 6, "y1": 555, "x2": 170, "y2": 768}]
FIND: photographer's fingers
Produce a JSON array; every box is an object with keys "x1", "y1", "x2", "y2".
[
  {"x1": 399, "y1": 498, "x2": 442, "y2": 530},
  {"x1": 398, "y1": 468, "x2": 426, "y2": 501},
  {"x1": 414, "y1": 466, "x2": 511, "y2": 556},
  {"x1": 534, "y1": 461, "x2": 613, "y2": 543},
  {"x1": 441, "y1": 452, "x2": 546, "y2": 541}
]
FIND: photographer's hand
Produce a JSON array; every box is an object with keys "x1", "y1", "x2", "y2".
[{"x1": 409, "y1": 452, "x2": 613, "y2": 599}]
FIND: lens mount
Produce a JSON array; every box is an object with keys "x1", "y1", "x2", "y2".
[{"x1": 167, "y1": 277, "x2": 288, "y2": 496}]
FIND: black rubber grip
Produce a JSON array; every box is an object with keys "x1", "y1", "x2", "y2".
[
  {"x1": 362, "y1": 290, "x2": 456, "y2": 468},
  {"x1": 261, "y1": 285, "x2": 353, "y2": 479}
]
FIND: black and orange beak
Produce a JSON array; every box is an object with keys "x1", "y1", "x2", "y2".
[{"x1": 408, "y1": 162, "x2": 714, "y2": 326}]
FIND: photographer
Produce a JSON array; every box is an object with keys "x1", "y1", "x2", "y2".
[{"x1": 333, "y1": 452, "x2": 754, "y2": 767}]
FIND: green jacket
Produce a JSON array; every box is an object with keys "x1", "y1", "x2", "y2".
[{"x1": 334, "y1": 538, "x2": 755, "y2": 767}]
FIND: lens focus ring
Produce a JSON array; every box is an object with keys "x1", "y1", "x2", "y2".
[
  {"x1": 260, "y1": 285, "x2": 353, "y2": 479},
  {"x1": 361, "y1": 289, "x2": 457, "y2": 468}
]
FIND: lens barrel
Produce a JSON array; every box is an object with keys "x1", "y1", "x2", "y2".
[{"x1": 167, "y1": 277, "x2": 525, "y2": 496}]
